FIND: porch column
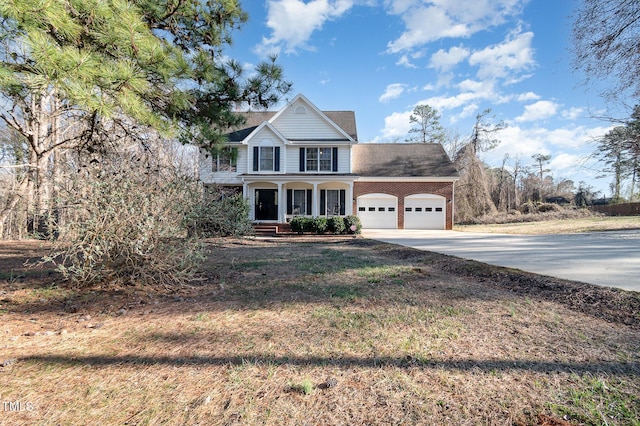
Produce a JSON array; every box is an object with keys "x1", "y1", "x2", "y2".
[
  {"x1": 348, "y1": 181, "x2": 354, "y2": 215},
  {"x1": 312, "y1": 183, "x2": 319, "y2": 216},
  {"x1": 241, "y1": 180, "x2": 252, "y2": 222},
  {"x1": 278, "y1": 182, "x2": 285, "y2": 223}
]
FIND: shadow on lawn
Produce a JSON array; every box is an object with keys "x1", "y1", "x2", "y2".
[
  {"x1": 4, "y1": 238, "x2": 640, "y2": 330},
  {"x1": 20, "y1": 353, "x2": 640, "y2": 377}
]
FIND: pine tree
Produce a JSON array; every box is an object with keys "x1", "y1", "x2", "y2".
[{"x1": 0, "y1": 0, "x2": 291, "y2": 236}]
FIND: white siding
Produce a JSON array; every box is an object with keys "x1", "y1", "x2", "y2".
[
  {"x1": 247, "y1": 127, "x2": 286, "y2": 174},
  {"x1": 285, "y1": 146, "x2": 298, "y2": 173},
  {"x1": 272, "y1": 99, "x2": 347, "y2": 140},
  {"x1": 338, "y1": 146, "x2": 351, "y2": 173},
  {"x1": 282, "y1": 145, "x2": 352, "y2": 174}
]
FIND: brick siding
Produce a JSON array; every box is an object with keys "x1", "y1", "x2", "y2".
[{"x1": 353, "y1": 181, "x2": 455, "y2": 229}]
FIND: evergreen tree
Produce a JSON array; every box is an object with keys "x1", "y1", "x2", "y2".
[
  {"x1": 0, "y1": 0, "x2": 291, "y2": 236},
  {"x1": 407, "y1": 104, "x2": 444, "y2": 143}
]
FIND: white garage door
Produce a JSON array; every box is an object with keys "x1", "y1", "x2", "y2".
[
  {"x1": 357, "y1": 194, "x2": 397, "y2": 229},
  {"x1": 404, "y1": 194, "x2": 446, "y2": 230}
]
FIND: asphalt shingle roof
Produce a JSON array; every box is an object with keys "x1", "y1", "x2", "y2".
[{"x1": 352, "y1": 143, "x2": 459, "y2": 178}]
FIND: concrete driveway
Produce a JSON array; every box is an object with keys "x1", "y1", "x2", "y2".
[{"x1": 362, "y1": 229, "x2": 640, "y2": 292}]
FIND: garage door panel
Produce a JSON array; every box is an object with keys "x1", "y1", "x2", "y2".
[
  {"x1": 357, "y1": 195, "x2": 397, "y2": 229},
  {"x1": 404, "y1": 195, "x2": 445, "y2": 230}
]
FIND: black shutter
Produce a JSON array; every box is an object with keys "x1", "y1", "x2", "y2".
[
  {"x1": 287, "y1": 189, "x2": 292, "y2": 215},
  {"x1": 299, "y1": 148, "x2": 305, "y2": 171},
  {"x1": 274, "y1": 147, "x2": 280, "y2": 171},
  {"x1": 332, "y1": 147, "x2": 338, "y2": 172},
  {"x1": 253, "y1": 147, "x2": 259, "y2": 171},
  {"x1": 320, "y1": 190, "x2": 326, "y2": 216},
  {"x1": 339, "y1": 190, "x2": 346, "y2": 215},
  {"x1": 306, "y1": 189, "x2": 312, "y2": 215}
]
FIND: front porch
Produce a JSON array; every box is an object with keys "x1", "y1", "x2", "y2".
[{"x1": 242, "y1": 176, "x2": 356, "y2": 223}]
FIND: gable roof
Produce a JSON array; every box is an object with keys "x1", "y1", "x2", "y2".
[
  {"x1": 352, "y1": 143, "x2": 459, "y2": 178},
  {"x1": 225, "y1": 110, "x2": 357, "y2": 142}
]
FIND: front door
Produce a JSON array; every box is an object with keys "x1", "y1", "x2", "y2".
[{"x1": 255, "y1": 189, "x2": 278, "y2": 221}]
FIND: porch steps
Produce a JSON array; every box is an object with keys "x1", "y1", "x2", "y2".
[
  {"x1": 252, "y1": 223, "x2": 293, "y2": 237},
  {"x1": 252, "y1": 224, "x2": 278, "y2": 237}
]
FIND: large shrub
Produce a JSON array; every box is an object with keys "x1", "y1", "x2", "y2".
[
  {"x1": 44, "y1": 153, "x2": 207, "y2": 287},
  {"x1": 186, "y1": 192, "x2": 253, "y2": 238},
  {"x1": 328, "y1": 216, "x2": 346, "y2": 234},
  {"x1": 343, "y1": 215, "x2": 362, "y2": 234},
  {"x1": 312, "y1": 216, "x2": 328, "y2": 234}
]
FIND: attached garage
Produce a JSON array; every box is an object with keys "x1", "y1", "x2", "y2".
[
  {"x1": 357, "y1": 193, "x2": 397, "y2": 229},
  {"x1": 404, "y1": 194, "x2": 446, "y2": 230}
]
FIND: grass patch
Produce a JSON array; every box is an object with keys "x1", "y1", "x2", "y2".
[
  {"x1": 457, "y1": 215, "x2": 640, "y2": 234},
  {"x1": 549, "y1": 375, "x2": 640, "y2": 424}
]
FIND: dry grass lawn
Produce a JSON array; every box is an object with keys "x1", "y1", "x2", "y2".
[
  {"x1": 1, "y1": 237, "x2": 639, "y2": 425},
  {"x1": 456, "y1": 216, "x2": 640, "y2": 235}
]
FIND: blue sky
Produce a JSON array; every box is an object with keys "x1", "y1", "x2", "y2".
[{"x1": 226, "y1": 0, "x2": 623, "y2": 196}]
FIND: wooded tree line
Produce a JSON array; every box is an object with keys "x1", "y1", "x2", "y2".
[{"x1": 406, "y1": 104, "x2": 594, "y2": 223}]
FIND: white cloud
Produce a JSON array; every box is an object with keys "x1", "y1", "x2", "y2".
[
  {"x1": 562, "y1": 107, "x2": 585, "y2": 120},
  {"x1": 517, "y1": 92, "x2": 540, "y2": 102},
  {"x1": 379, "y1": 83, "x2": 407, "y2": 102},
  {"x1": 491, "y1": 124, "x2": 611, "y2": 165},
  {"x1": 515, "y1": 100, "x2": 559, "y2": 122},
  {"x1": 429, "y1": 45, "x2": 470, "y2": 72},
  {"x1": 417, "y1": 79, "x2": 501, "y2": 113},
  {"x1": 374, "y1": 110, "x2": 413, "y2": 142},
  {"x1": 550, "y1": 153, "x2": 586, "y2": 174},
  {"x1": 385, "y1": 0, "x2": 526, "y2": 53},
  {"x1": 256, "y1": 0, "x2": 355, "y2": 55},
  {"x1": 468, "y1": 30, "x2": 535, "y2": 81},
  {"x1": 396, "y1": 54, "x2": 417, "y2": 68}
]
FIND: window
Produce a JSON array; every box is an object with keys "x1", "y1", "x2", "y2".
[
  {"x1": 388, "y1": 207, "x2": 395, "y2": 212},
  {"x1": 326, "y1": 190, "x2": 340, "y2": 215},
  {"x1": 426, "y1": 207, "x2": 433, "y2": 212},
  {"x1": 306, "y1": 148, "x2": 318, "y2": 171},
  {"x1": 435, "y1": 207, "x2": 443, "y2": 212},
  {"x1": 253, "y1": 145, "x2": 280, "y2": 172},
  {"x1": 300, "y1": 147, "x2": 338, "y2": 172},
  {"x1": 319, "y1": 148, "x2": 332, "y2": 171},
  {"x1": 293, "y1": 190, "x2": 307, "y2": 215},
  {"x1": 358, "y1": 207, "x2": 366, "y2": 212},
  {"x1": 286, "y1": 189, "x2": 312, "y2": 215},
  {"x1": 405, "y1": 207, "x2": 412, "y2": 212},
  {"x1": 320, "y1": 189, "x2": 345, "y2": 215},
  {"x1": 415, "y1": 207, "x2": 423, "y2": 212},
  {"x1": 378, "y1": 207, "x2": 386, "y2": 212},
  {"x1": 368, "y1": 207, "x2": 375, "y2": 212},
  {"x1": 212, "y1": 147, "x2": 238, "y2": 172},
  {"x1": 260, "y1": 146, "x2": 274, "y2": 171}
]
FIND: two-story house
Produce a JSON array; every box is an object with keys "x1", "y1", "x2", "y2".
[{"x1": 198, "y1": 94, "x2": 459, "y2": 230}]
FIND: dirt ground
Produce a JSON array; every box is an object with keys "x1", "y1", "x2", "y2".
[{"x1": 1, "y1": 237, "x2": 639, "y2": 425}]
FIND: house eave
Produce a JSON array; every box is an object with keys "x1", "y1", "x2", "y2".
[{"x1": 355, "y1": 176, "x2": 460, "y2": 182}]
